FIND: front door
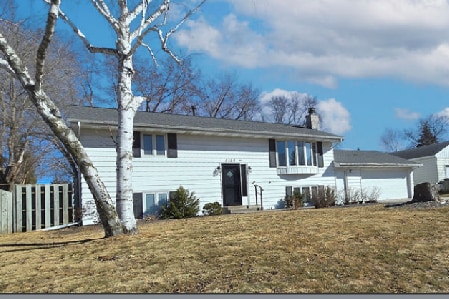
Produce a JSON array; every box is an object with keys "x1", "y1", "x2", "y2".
[{"x1": 222, "y1": 164, "x2": 242, "y2": 206}]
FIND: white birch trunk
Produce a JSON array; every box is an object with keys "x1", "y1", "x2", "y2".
[{"x1": 116, "y1": 51, "x2": 138, "y2": 234}]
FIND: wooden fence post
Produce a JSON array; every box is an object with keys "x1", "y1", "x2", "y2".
[
  {"x1": 15, "y1": 185, "x2": 22, "y2": 233},
  {"x1": 0, "y1": 190, "x2": 13, "y2": 234}
]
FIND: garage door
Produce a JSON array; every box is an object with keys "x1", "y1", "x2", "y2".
[{"x1": 361, "y1": 168, "x2": 409, "y2": 201}]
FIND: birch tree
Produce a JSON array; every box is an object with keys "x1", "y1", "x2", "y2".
[
  {"x1": 0, "y1": 1, "x2": 123, "y2": 237},
  {"x1": 53, "y1": 0, "x2": 206, "y2": 233},
  {"x1": 0, "y1": 19, "x2": 89, "y2": 191}
]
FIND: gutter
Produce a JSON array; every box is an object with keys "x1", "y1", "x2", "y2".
[
  {"x1": 333, "y1": 162, "x2": 423, "y2": 168},
  {"x1": 69, "y1": 120, "x2": 343, "y2": 143}
]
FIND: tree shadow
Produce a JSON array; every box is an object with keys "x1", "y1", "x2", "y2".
[{"x1": 0, "y1": 238, "x2": 98, "y2": 253}]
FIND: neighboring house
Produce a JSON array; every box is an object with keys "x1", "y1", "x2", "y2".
[
  {"x1": 66, "y1": 106, "x2": 343, "y2": 225},
  {"x1": 333, "y1": 150, "x2": 421, "y2": 203},
  {"x1": 391, "y1": 141, "x2": 449, "y2": 186}
]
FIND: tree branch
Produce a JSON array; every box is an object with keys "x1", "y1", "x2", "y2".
[
  {"x1": 51, "y1": 2, "x2": 118, "y2": 56},
  {"x1": 36, "y1": 0, "x2": 59, "y2": 91},
  {"x1": 130, "y1": 0, "x2": 169, "y2": 42},
  {"x1": 90, "y1": 0, "x2": 120, "y2": 31}
]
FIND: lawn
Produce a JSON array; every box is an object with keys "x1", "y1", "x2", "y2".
[{"x1": 1, "y1": 204, "x2": 449, "y2": 293}]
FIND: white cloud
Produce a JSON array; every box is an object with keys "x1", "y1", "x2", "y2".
[
  {"x1": 436, "y1": 107, "x2": 449, "y2": 118},
  {"x1": 394, "y1": 108, "x2": 421, "y2": 120},
  {"x1": 316, "y1": 99, "x2": 351, "y2": 135},
  {"x1": 175, "y1": 0, "x2": 449, "y2": 87}
]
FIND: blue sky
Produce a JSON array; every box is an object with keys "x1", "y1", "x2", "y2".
[{"x1": 16, "y1": 0, "x2": 449, "y2": 151}]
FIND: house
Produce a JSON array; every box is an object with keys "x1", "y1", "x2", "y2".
[
  {"x1": 391, "y1": 141, "x2": 449, "y2": 186},
  {"x1": 333, "y1": 150, "x2": 421, "y2": 204},
  {"x1": 66, "y1": 106, "x2": 343, "y2": 225},
  {"x1": 65, "y1": 106, "x2": 421, "y2": 225}
]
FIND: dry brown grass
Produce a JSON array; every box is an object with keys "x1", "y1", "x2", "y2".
[{"x1": 1, "y1": 204, "x2": 449, "y2": 293}]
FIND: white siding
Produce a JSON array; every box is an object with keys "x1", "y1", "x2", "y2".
[
  {"x1": 79, "y1": 128, "x2": 338, "y2": 224},
  {"x1": 410, "y1": 156, "x2": 438, "y2": 185},
  {"x1": 435, "y1": 147, "x2": 449, "y2": 183}
]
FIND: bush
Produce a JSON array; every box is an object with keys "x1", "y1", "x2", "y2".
[
  {"x1": 311, "y1": 186, "x2": 336, "y2": 209},
  {"x1": 160, "y1": 186, "x2": 200, "y2": 219},
  {"x1": 285, "y1": 190, "x2": 303, "y2": 209},
  {"x1": 202, "y1": 202, "x2": 223, "y2": 216}
]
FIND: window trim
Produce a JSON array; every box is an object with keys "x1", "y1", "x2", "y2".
[{"x1": 276, "y1": 140, "x2": 323, "y2": 169}]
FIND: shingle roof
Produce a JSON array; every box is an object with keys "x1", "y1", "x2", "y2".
[
  {"x1": 390, "y1": 141, "x2": 449, "y2": 159},
  {"x1": 333, "y1": 150, "x2": 421, "y2": 167},
  {"x1": 65, "y1": 105, "x2": 343, "y2": 141}
]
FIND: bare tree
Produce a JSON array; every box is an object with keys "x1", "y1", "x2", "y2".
[
  {"x1": 0, "y1": 18, "x2": 88, "y2": 191},
  {"x1": 134, "y1": 55, "x2": 201, "y2": 114},
  {"x1": 380, "y1": 128, "x2": 406, "y2": 152},
  {"x1": 404, "y1": 114, "x2": 448, "y2": 147},
  {"x1": 267, "y1": 94, "x2": 317, "y2": 125},
  {"x1": 196, "y1": 73, "x2": 261, "y2": 120}
]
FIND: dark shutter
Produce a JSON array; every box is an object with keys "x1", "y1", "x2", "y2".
[
  {"x1": 133, "y1": 193, "x2": 143, "y2": 219},
  {"x1": 317, "y1": 141, "x2": 324, "y2": 168},
  {"x1": 240, "y1": 164, "x2": 248, "y2": 197},
  {"x1": 133, "y1": 131, "x2": 141, "y2": 158},
  {"x1": 167, "y1": 133, "x2": 178, "y2": 158},
  {"x1": 285, "y1": 186, "x2": 292, "y2": 196},
  {"x1": 269, "y1": 138, "x2": 277, "y2": 168}
]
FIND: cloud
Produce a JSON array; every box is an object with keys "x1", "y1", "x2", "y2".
[
  {"x1": 435, "y1": 107, "x2": 449, "y2": 118},
  {"x1": 175, "y1": 0, "x2": 449, "y2": 87},
  {"x1": 394, "y1": 108, "x2": 421, "y2": 120},
  {"x1": 316, "y1": 98, "x2": 351, "y2": 135}
]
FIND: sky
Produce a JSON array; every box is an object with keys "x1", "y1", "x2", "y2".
[{"x1": 14, "y1": 0, "x2": 449, "y2": 152}]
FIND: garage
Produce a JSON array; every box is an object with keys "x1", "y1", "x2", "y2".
[{"x1": 333, "y1": 150, "x2": 421, "y2": 203}]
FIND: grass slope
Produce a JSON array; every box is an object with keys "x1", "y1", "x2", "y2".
[{"x1": 1, "y1": 205, "x2": 449, "y2": 293}]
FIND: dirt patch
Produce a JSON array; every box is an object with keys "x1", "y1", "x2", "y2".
[{"x1": 385, "y1": 199, "x2": 449, "y2": 210}]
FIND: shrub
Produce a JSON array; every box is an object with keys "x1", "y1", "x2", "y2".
[
  {"x1": 160, "y1": 186, "x2": 200, "y2": 219},
  {"x1": 311, "y1": 186, "x2": 336, "y2": 209},
  {"x1": 202, "y1": 202, "x2": 223, "y2": 216},
  {"x1": 285, "y1": 189, "x2": 303, "y2": 209}
]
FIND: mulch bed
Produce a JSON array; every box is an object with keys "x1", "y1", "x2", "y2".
[{"x1": 384, "y1": 200, "x2": 449, "y2": 210}]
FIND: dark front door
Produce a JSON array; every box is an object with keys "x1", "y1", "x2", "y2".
[{"x1": 222, "y1": 164, "x2": 242, "y2": 206}]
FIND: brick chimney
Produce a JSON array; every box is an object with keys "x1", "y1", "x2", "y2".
[{"x1": 306, "y1": 107, "x2": 320, "y2": 130}]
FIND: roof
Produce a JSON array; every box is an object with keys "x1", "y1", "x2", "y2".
[
  {"x1": 65, "y1": 105, "x2": 343, "y2": 142},
  {"x1": 333, "y1": 150, "x2": 421, "y2": 168},
  {"x1": 390, "y1": 141, "x2": 449, "y2": 159}
]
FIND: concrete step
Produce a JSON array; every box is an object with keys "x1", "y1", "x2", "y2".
[{"x1": 222, "y1": 205, "x2": 263, "y2": 214}]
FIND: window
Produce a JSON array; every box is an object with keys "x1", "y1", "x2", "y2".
[
  {"x1": 275, "y1": 140, "x2": 323, "y2": 167},
  {"x1": 297, "y1": 141, "x2": 305, "y2": 165},
  {"x1": 133, "y1": 191, "x2": 169, "y2": 219},
  {"x1": 142, "y1": 134, "x2": 165, "y2": 156},
  {"x1": 144, "y1": 194, "x2": 156, "y2": 216},
  {"x1": 288, "y1": 141, "x2": 296, "y2": 166},
  {"x1": 143, "y1": 135, "x2": 153, "y2": 155},
  {"x1": 277, "y1": 141, "x2": 286, "y2": 167},
  {"x1": 305, "y1": 142, "x2": 313, "y2": 166}
]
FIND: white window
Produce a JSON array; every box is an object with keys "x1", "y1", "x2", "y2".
[
  {"x1": 143, "y1": 134, "x2": 166, "y2": 156},
  {"x1": 276, "y1": 140, "x2": 321, "y2": 167}
]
